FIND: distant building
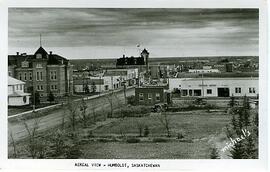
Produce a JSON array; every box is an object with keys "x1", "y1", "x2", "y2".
[
  {"x1": 188, "y1": 69, "x2": 220, "y2": 73},
  {"x1": 225, "y1": 62, "x2": 233, "y2": 72},
  {"x1": 73, "y1": 75, "x2": 124, "y2": 93},
  {"x1": 135, "y1": 86, "x2": 171, "y2": 105},
  {"x1": 169, "y1": 77, "x2": 258, "y2": 97},
  {"x1": 116, "y1": 49, "x2": 149, "y2": 70},
  {"x1": 8, "y1": 46, "x2": 73, "y2": 100},
  {"x1": 149, "y1": 65, "x2": 161, "y2": 80},
  {"x1": 8, "y1": 76, "x2": 30, "y2": 106},
  {"x1": 103, "y1": 68, "x2": 139, "y2": 86}
]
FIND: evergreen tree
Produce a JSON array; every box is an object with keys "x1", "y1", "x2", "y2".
[
  {"x1": 91, "y1": 82, "x2": 97, "y2": 93},
  {"x1": 210, "y1": 147, "x2": 220, "y2": 159},
  {"x1": 244, "y1": 135, "x2": 257, "y2": 159},
  {"x1": 47, "y1": 92, "x2": 55, "y2": 104},
  {"x1": 230, "y1": 142, "x2": 247, "y2": 159},
  {"x1": 228, "y1": 95, "x2": 237, "y2": 107}
]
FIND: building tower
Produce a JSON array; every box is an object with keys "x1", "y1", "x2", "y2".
[{"x1": 140, "y1": 49, "x2": 149, "y2": 73}]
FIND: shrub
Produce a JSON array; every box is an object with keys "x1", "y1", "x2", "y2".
[
  {"x1": 65, "y1": 145, "x2": 82, "y2": 159},
  {"x1": 177, "y1": 132, "x2": 184, "y2": 139},
  {"x1": 126, "y1": 137, "x2": 141, "y2": 143},
  {"x1": 143, "y1": 126, "x2": 150, "y2": 137},
  {"x1": 152, "y1": 138, "x2": 169, "y2": 143},
  {"x1": 127, "y1": 95, "x2": 136, "y2": 106}
]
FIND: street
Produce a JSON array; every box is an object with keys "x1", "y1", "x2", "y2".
[{"x1": 8, "y1": 88, "x2": 135, "y2": 143}]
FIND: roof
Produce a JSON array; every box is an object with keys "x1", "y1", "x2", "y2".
[
  {"x1": 8, "y1": 76, "x2": 25, "y2": 85},
  {"x1": 141, "y1": 48, "x2": 149, "y2": 54},
  {"x1": 73, "y1": 78, "x2": 104, "y2": 85},
  {"x1": 34, "y1": 46, "x2": 48, "y2": 55},
  {"x1": 8, "y1": 92, "x2": 30, "y2": 97}
]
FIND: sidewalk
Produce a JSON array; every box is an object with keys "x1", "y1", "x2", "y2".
[{"x1": 8, "y1": 86, "x2": 135, "y2": 119}]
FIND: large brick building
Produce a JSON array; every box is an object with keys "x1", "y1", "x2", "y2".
[{"x1": 8, "y1": 46, "x2": 73, "y2": 100}]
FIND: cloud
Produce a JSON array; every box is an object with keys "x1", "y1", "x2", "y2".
[{"x1": 8, "y1": 8, "x2": 258, "y2": 58}]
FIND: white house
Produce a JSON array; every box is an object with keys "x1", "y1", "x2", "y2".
[
  {"x1": 169, "y1": 77, "x2": 258, "y2": 97},
  {"x1": 8, "y1": 76, "x2": 30, "y2": 106}
]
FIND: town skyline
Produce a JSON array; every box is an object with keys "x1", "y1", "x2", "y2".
[{"x1": 9, "y1": 8, "x2": 258, "y2": 59}]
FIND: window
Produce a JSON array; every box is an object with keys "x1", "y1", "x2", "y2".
[
  {"x1": 51, "y1": 85, "x2": 58, "y2": 91},
  {"x1": 21, "y1": 61, "x2": 29, "y2": 68},
  {"x1": 29, "y1": 72, "x2": 32, "y2": 80},
  {"x1": 194, "y1": 89, "x2": 202, "y2": 96},
  {"x1": 24, "y1": 73, "x2": 27, "y2": 81},
  {"x1": 235, "y1": 87, "x2": 241, "y2": 93},
  {"x1": 37, "y1": 85, "x2": 43, "y2": 91},
  {"x1": 36, "y1": 54, "x2": 42, "y2": 59},
  {"x1": 105, "y1": 85, "x2": 109, "y2": 90},
  {"x1": 139, "y1": 93, "x2": 144, "y2": 101},
  {"x1": 249, "y1": 87, "x2": 256, "y2": 93},
  {"x1": 182, "y1": 89, "x2": 188, "y2": 96},
  {"x1": 19, "y1": 73, "x2": 22, "y2": 80},
  {"x1": 156, "y1": 93, "x2": 160, "y2": 101},
  {"x1": 207, "y1": 89, "x2": 212, "y2": 94},
  {"x1": 148, "y1": 93, "x2": 152, "y2": 100},
  {"x1": 50, "y1": 71, "x2": 57, "y2": 80},
  {"x1": 36, "y1": 72, "x2": 39, "y2": 81},
  {"x1": 40, "y1": 72, "x2": 43, "y2": 81},
  {"x1": 189, "y1": 90, "x2": 192, "y2": 96},
  {"x1": 20, "y1": 85, "x2": 22, "y2": 90}
]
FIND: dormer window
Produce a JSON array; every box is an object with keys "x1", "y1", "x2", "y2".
[
  {"x1": 36, "y1": 63, "x2": 42, "y2": 68},
  {"x1": 36, "y1": 53, "x2": 42, "y2": 59},
  {"x1": 21, "y1": 61, "x2": 29, "y2": 68}
]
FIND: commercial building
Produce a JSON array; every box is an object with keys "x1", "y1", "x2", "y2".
[
  {"x1": 8, "y1": 46, "x2": 73, "y2": 100},
  {"x1": 169, "y1": 77, "x2": 258, "y2": 97},
  {"x1": 8, "y1": 76, "x2": 30, "y2": 106}
]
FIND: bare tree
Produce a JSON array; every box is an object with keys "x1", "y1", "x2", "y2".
[
  {"x1": 9, "y1": 131, "x2": 17, "y2": 158},
  {"x1": 67, "y1": 99, "x2": 78, "y2": 132},
  {"x1": 23, "y1": 118, "x2": 40, "y2": 158},
  {"x1": 79, "y1": 98, "x2": 88, "y2": 127},
  {"x1": 158, "y1": 112, "x2": 172, "y2": 137},
  {"x1": 105, "y1": 92, "x2": 114, "y2": 118}
]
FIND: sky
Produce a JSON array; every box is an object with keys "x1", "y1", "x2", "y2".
[{"x1": 8, "y1": 8, "x2": 259, "y2": 59}]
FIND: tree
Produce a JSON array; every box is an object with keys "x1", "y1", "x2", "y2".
[
  {"x1": 47, "y1": 92, "x2": 55, "y2": 104},
  {"x1": 228, "y1": 95, "x2": 237, "y2": 108},
  {"x1": 127, "y1": 95, "x2": 136, "y2": 106},
  {"x1": 105, "y1": 92, "x2": 114, "y2": 118},
  {"x1": 230, "y1": 142, "x2": 247, "y2": 159},
  {"x1": 83, "y1": 84, "x2": 90, "y2": 94},
  {"x1": 158, "y1": 112, "x2": 171, "y2": 137},
  {"x1": 30, "y1": 91, "x2": 40, "y2": 106},
  {"x1": 67, "y1": 98, "x2": 78, "y2": 132},
  {"x1": 210, "y1": 147, "x2": 220, "y2": 159},
  {"x1": 91, "y1": 82, "x2": 97, "y2": 93},
  {"x1": 79, "y1": 98, "x2": 88, "y2": 127}
]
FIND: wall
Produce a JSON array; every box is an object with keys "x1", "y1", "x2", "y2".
[{"x1": 169, "y1": 78, "x2": 259, "y2": 97}]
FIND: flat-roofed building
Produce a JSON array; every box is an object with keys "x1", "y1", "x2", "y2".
[{"x1": 169, "y1": 77, "x2": 258, "y2": 97}]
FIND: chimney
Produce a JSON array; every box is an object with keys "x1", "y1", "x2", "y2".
[
  {"x1": 123, "y1": 54, "x2": 125, "y2": 58},
  {"x1": 49, "y1": 51, "x2": 52, "y2": 55},
  {"x1": 16, "y1": 52, "x2": 19, "y2": 55}
]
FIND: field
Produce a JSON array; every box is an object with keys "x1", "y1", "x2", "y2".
[{"x1": 8, "y1": 108, "x2": 231, "y2": 159}]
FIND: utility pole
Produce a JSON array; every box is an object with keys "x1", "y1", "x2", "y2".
[
  {"x1": 99, "y1": 75, "x2": 101, "y2": 96},
  {"x1": 123, "y1": 81, "x2": 127, "y2": 104},
  {"x1": 201, "y1": 72, "x2": 204, "y2": 97},
  {"x1": 33, "y1": 86, "x2": 35, "y2": 111}
]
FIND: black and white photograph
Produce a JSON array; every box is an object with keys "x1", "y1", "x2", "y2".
[{"x1": 0, "y1": 0, "x2": 269, "y2": 171}]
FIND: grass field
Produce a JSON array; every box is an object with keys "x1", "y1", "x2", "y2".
[
  {"x1": 93, "y1": 110, "x2": 230, "y2": 139},
  {"x1": 81, "y1": 141, "x2": 210, "y2": 159}
]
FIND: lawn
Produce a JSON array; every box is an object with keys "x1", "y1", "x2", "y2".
[
  {"x1": 81, "y1": 140, "x2": 210, "y2": 159},
  {"x1": 93, "y1": 110, "x2": 230, "y2": 139}
]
